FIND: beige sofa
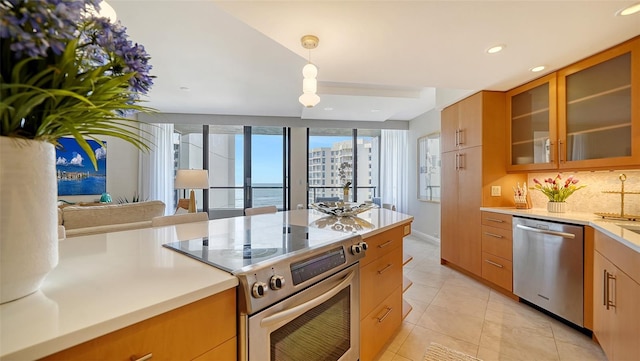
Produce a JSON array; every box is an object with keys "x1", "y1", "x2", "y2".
[{"x1": 58, "y1": 201, "x2": 166, "y2": 237}]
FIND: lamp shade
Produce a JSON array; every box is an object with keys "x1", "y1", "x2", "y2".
[{"x1": 175, "y1": 169, "x2": 209, "y2": 189}]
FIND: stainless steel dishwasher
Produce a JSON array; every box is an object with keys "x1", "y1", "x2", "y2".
[{"x1": 513, "y1": 216, "x2": 584, "y2": 326}]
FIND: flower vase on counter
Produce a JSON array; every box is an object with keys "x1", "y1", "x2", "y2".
[
  {"x1": 547, "y1": 201, "x2": 567, "y2": 213},
  {"x1": 531, "y1": 174, "x2": 586, "y2": 213}
]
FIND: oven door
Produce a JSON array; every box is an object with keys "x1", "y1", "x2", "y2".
[{"x1": 247, "y1": 263, "x2": 359, "y2": 361}]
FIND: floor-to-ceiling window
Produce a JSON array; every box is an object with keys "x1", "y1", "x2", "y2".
[
  {"x1": 307, "y1": 128, "x2": 380, "y2": 204},
  {"x1": 174, "y1": 124, "x2": 288, "y2": 219}
]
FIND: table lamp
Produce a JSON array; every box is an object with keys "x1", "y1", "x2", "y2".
[{"x1": 175, "y1": 169, "x2": 209, "y2": 213}]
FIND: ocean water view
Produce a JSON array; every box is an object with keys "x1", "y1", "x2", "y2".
[
  {"x1": 235, "y1": 183, "x2": 284, "y2": 208},
  {"x1": 58, "y1": 176, "x2": 106, "y2": 196}
]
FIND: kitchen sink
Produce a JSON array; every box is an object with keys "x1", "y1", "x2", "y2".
[{"x1": 617, "y1": 224, "x2": 640, "y2": 235}]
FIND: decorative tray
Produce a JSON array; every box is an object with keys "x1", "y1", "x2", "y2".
[{"x1": 309, "y1": 201, "x2": 376, "y2": 217}]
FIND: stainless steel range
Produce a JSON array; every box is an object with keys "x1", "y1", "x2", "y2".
[{"x1": 163, "y1": 219, "x2": 366, "y2": 361}]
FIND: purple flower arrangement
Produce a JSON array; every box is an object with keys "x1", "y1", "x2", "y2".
[{"x1": 0, "y1": 0, "x2": 156, "y2": 168}]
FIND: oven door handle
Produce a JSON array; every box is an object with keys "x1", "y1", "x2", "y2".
[{"x1": 260, "y1": 270, "x2": 355, "y2": 328}]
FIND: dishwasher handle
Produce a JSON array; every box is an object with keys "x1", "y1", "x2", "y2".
[{"x1": 515, "y1": 224, "x2": 576, "y2": 239}]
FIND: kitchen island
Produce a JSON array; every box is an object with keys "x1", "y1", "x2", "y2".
[{"x1": 0, "y1": 208, "x2": 412, "y2": 361}]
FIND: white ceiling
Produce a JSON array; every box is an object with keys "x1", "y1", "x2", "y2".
[{"x1": 111, "y1": 0, "x2": 640, "y2": 122}]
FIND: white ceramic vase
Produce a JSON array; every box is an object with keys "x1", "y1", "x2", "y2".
[
  {"x1": 547, "y1": 201, "x2": 567, "y2": 213},
  {"x1": 0, "y1": 137, "x2": 58, "y2": 304}
]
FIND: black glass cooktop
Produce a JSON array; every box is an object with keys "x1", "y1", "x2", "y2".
[{"x1": 163, "y1": 224, "x2": 331, "y2": 273}]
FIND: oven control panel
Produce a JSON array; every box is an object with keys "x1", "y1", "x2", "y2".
[{"x1": 235, "y1": 234, "x2": 364, "y2": 315}]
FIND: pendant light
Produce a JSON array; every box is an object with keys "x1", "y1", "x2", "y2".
[{"x1": 299, "y1": 35, "x2": 320, "y2": 108}]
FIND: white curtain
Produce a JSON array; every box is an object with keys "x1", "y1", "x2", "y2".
[
  {"x1": 380, "y1": 129, "x2": 409, "y2": 213},
  {"x1": 139, "y1": 123, "x2": 175, "y2": 215}
]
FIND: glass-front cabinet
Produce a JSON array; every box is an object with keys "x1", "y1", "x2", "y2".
[
  {"x1": 507, "y1": 36, "x2": 639, "y2": 172},
  {"x1": 557, "y1": 37, "x2": 639, "y2": 169},
  {"x1": 506, "y1": 74, "x2": 557, "y2": 171}
]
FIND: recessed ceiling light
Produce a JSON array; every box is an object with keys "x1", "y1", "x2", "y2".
[
  {"x1": 324, "y1": 107, "x2": 334, "y2": 111},
  {"x1": 617, "y1": 2, "x2": 640, "y2": 16},
  {"x1": 530, "y1": 66, "x2": 545, "y2": 73},
  {"x1": 486, "y1": 45, "x2": 505, "y2": 54}
]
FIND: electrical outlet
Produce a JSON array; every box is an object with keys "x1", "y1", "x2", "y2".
[{"x1": 491, "y1": 186, "x2": 501, "y2": 197}]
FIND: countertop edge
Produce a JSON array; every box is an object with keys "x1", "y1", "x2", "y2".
[
  {"x1": 480, "y1": 207, "x2": 640, "y2": 253},
  {"x1": 2, "y1": 278, "x2": 238, "y2": 361}
]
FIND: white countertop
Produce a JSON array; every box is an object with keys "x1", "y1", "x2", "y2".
[
  {"x1": 0, "y1": 208, "x2": 412, "y2": 360},
  {"x1": 480, "y1": 207, "x2": 640, "y2": 253}
]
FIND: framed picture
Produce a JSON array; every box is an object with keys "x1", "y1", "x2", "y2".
[
  {"x1": 417, "y1": 132, "x2": 440, "y2": 202},
  {"x1": 56, "y1": 137, "x2": 107, "y2": 196}
]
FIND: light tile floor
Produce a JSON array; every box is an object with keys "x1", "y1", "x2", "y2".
[{"x1": 374, "y1": 236, "x2": 607, "y2": 361}]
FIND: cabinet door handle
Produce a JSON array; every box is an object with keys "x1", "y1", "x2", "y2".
[
  {"x1": 559, "y1": 140, "x2": 565, "y2": 163},
  {"x1": 378, "y1": 240, "x2": 393, "y2": 249},
  {"x1": 606, "y1": 271, "x2": 616, "y2": 310},
  {"x1": 131, "y1": 353, "x2": 153, "y2": 361},
  {"x1": 458, "y1": 128, "x2": 464, "y2": 146},
  {"x1": 603, "y1": 269, "x2": 607, "y2": 307},
  {"x1": 458, "y1": 153, "x2": 465, "y2": 170},
  {"x1": 486, "y1": 218, "x2": 505, "y2": 223},
  {"x1": 455, "y1": 153, "x2": 459, "y2": 170},
  {"x1": 483, "y1": 232, "x2": 504, "y2": 239},
  {"x1": 377, "y1": 264, "x2": 393, "y2": 274},
  {"x1": 484, "y1": 259, "x2": 504, "y2": 268},
  {"x1": 376, "y1": 307, "x2": 393, "y2": 323},
  {"x1": 549, "y1": 140, "x2": 555, "y2": 163},
  {"x1": 455, "y1": 129, "x2": 460, "y2": 147}
]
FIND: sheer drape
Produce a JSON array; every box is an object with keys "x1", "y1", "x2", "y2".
[
  {"x1": 139, "y1": 123, "x2": 174, "y2": 215},
  {"x1": 380, "y1": 129, "x2": 409, "y2": 213}
]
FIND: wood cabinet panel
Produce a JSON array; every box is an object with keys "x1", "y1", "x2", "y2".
[
  {"x1": 361, "y1": 226, "x2": 403, "y2": 267},
  {"x1": 440, "y1": 151, "x2": 459, "y2": 266},
  {"x1": 360, "y1": 246, "x2": 403, "y2": 318},
  {"x1": 41, "y1": 289, "x2": 237, "y2": 361},
  {"x1": 458, "y1": 92, "x2": 484, "y2": 149},
  {"x1": 441, "y1": 103, "x2": 459, "y2": 153},
  {"x1": 481, "y1": 211, "x2": 513, "y2": 230},
  {"x1": 455, "y1": 147, "x2": 483, "y2": 276},
  {"x1": 481, "y1": 225, "x2": 512, "y2": 260},
  {"x1": 360, "y1": 287, "x2": 403, "y2": 361},
  {"x1": 193, "y1": 337, "x2": 237, "y2": 361},
  {"x1": 481, "y1": 252, "x2": 512, "y2": 291},
  {"x1": 593, "y1": 229, "x2": 640, "y2": 361}
]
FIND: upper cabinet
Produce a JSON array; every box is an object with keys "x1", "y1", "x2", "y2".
[
  {"x1": 507, "y1": 36, "x2": 640, "y2": 172},
  {"x1": 441, "y1": 93, "x2": 484, "y2": 153},
  {"x1": 507, "y1": 73, "x2": 558, "y2": 172},
  {"x1": 558, "y1": 37, "x2": 640, "y2": 169}
]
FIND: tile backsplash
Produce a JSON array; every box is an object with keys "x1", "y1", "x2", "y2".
[{"x1": 526, "y1": 170, "x2": 640, "y2": 216}]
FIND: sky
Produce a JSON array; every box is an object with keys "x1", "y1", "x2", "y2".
[
  {"x1": 233, "y1": 135, "x2": 353, "y2": 184},
  {"x1": 56, "y1": 137, "x2": 107, "y2": 175}
]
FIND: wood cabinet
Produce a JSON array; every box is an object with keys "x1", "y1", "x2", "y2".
[
  {"x1": 593, "y1": 230, "x2": 640, "y2": 361},
  {"x1": 480, "y1": 211, "x2": 513, "y2": 291},
  {"x1": 360, "y1": 223, "x2": 409, "y2": 361},
  {"x1": 41, "y1": 289, "x2": 237, "y2": 361},
  {"x1": 507, "y1": 36, "x2": 640, "y2": 171},
  {"x1": 441, "y1": 91, "x2": 526, "y2": 277},
  {"x1": 506, "y1": 73, "x2": 558, "y2": 172}
]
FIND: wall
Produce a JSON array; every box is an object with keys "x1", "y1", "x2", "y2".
[
  {"x1": 408, "y1": 109, "x2": 441, "y2": 242},
  {"x1": 57, "y1": 136, "x2": 139, "y2": 204}
]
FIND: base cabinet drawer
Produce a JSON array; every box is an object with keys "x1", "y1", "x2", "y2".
[
  {"x1": 193, "y1": 337, "x2": 237, "y2": 361},
  {"x1": 361, "y1": 227, "x2": 403, "y2": 266},
  {"x1": 360, "y1": 247, "x2": 403, "y2": 317},
  {"x1": 360, "y1": 287, "x2": 402, "y2": 361},
  {"x1": 481, "y1": 225, "x2": 513, "y2": 260},
  {"x1": 481, "y1": 252, "x2": 512, "y2": 291}
]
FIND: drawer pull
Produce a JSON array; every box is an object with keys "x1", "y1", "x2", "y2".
[
  {"x1": 377, "y1": 264, "x2": 392, "y2": 274},
  {"x1": 484, "y1": 259, "x2": 504, "y2": 268},
  {"x1": 483, "y1": 232, "x2": 503, "y2": 239},
  {"x1": 131, "y1": 353, "x2": 152, "y2": 361},
  {"x1": 378, "y1": 240, "x2": 393, "y2": 249},
  {"x1": 376, "y1": 307, "x2": 393, "y2": 323},
  {"x1": 486, "y1": 218, "x2": 504, "y2": 223}
]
